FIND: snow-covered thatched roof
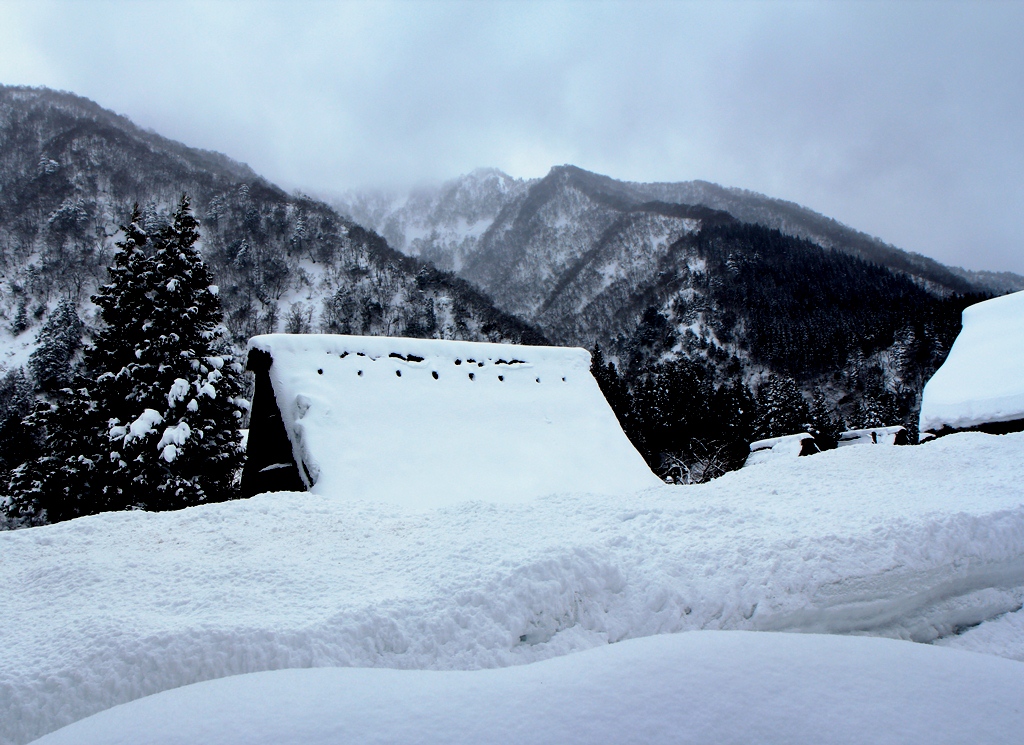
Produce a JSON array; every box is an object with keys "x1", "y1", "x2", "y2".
[
  {"x1": 920, "y1": 291, "x2": 1024, "y2": 434},
  {"x1": 244, "y1": 334, "x2": 660, "y2": 505},
  {"x1": 743, "y1": 433, "x2": 818, "y2": 467}
]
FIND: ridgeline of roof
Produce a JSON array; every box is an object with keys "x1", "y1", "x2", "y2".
[
  {"x1": 247, "y1": 334, "x2": 660, "y2": 505},
  {"x1": 920, "y1": 291, "x2": 1024, "y2": 433}
]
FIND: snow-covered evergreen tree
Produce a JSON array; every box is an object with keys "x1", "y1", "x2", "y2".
[
  {"x1": 6, "y1": 384, "x2": 102, "y2": 523},
  {"x1": 28, "y1": 298, "x2": 85, "y2": 393},
  {"x1": 0, "y1": 368, "x2": 37, "y2": 480},
  {"x1": 4, "y1": 197, "x2": 247, "y2": 524},
  {"x1": 753, "y1": 375, "x2": 811, "y2": 440},
  {"x1": 116, "y1": 194, "x2": 247, "y2": 508},
  {"x1": 807, "y1": 387, "x2": 842, "y2": 448}
]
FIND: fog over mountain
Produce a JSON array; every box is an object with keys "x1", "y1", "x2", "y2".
[
  {"x1": 2, "y1": 1, "x2": 1022, "y2": 274},
  {"x1": 335, "y1": 166, "x2": 1024, "y2": 322}
]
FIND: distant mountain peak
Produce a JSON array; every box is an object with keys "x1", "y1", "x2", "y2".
[{"x1": 344, "y1": 165, "x2": 1023, "y2": 308}]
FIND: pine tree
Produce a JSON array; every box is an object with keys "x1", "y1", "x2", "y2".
[
  {"x1": 5, "y1": 197, "x2": 247, "y2": 524},
  {"x1": 807, "y1": 387, "x2": 842, "y2": 448},
  {"x1": 28, "y1": 298, "x2": 85, "y2": 393},
  {"x1": 753, "y1": 374, "x2": 811, "y2": 439},
  {"x1": 6, "y1": 385, "x2": 103, "y2": 523},
  {"x1": 9, "y1": 302, "x2": 29, "y2": 336},
  {"x1": 590, "y1": 345, "x2": 631, "y2": 428},
  {"x1": 0, "y1": 368, "x2": 37, "y2": 482},
  {"x1": 125, "y1": 194, "x2": 246, "y2": 507}
]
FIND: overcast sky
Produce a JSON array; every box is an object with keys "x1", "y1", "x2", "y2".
[{"x1": 1, "y1": 1, "x2": 1021, "y2": 273}]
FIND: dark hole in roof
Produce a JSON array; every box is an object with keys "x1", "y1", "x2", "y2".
[
  {"x1": 431, "y1": 371, "x2": 439, "y2": 379},
  {"x1": 357, "y1": 370, "x2": 363, "y2": 376},
  {"x1": 396, "y1": 370, "x2": 401, "y2": 377},
  {"x1": 454, "y1": 359, "x2": 462, "y2": 365},
  {"x1": 468, "y1": 372, "x2": 475, "y2": 380},
  {"x1": 388, "y1": 352, "x2": 425, "y2": 363},
  {"x1": 339, "y1": 352, "x2": 349, "y2": 358},
  {"x1": 536, "y1": 378, "x2": 541, "y2": 383},
  {"x1": 498, "y1": 375, "x2": 504, "y2": 381},
  {"x1": 317, "y1": 369, "x2": 323, "y2": 375}
]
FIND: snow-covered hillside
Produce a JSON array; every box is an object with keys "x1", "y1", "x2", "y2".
[
  {"x1": 337, "y1": 165, "x2": 1024, "y2": 321},
  {"x1": 0, "y1": 86, "x2": 543, "y2": 353},
  {"x1": 3, "y1": 431, "x2": 1024, "y2": 745},
  {"x1": 33, "y1": 633, "x2": 1024, "y2": 745},
  {"x1": 334, "y1": 168, "x2": 534, "y2": 272}
]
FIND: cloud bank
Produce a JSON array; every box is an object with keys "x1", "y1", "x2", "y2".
[{"x1": 1, "y1": 0, "x2": 1021, "y2": 272}]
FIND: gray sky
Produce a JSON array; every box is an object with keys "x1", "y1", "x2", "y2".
[{"x1": 1, "y1": 1, "x2": 1022, "y2": 273}]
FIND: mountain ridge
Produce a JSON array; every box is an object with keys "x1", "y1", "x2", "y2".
[
  {"x1": 0, "y1": 84, "x2": 546, "y2": 363},
  {"x1": 335, "y1": 164, "x2": 1023, "y2": 300}
]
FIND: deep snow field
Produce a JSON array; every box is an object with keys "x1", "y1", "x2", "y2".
[
  {"x1": 4, "y1": 432, "x2": 1024, "y2": 744},
  {"x1": 30, "y1": 633, "x2": 1024, "y2": 745}
]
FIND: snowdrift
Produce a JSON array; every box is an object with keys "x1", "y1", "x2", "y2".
[
  {"x1": 33, "y1": 632, "x2": 1024, "y2": 745},
  {"x1": 920, "y1": 290, "x2": 1024, "y2": 433},
  {"x1": 3, "y1": 432, "x2": 1024, "y2": 744},
  {"x1": 244, "y1": 334, "x2": 660, "y2": 505}
]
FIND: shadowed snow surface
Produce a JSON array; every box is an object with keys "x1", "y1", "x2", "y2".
[
  {"x1": 3, "y1": 432, "x2": 1024, "y2": 744},
  {"x1": 33, "y1": 632, "x2": 1024, "y2": 745}
]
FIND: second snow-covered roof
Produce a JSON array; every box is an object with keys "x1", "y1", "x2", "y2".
[{"x1": 919, "y1": 291, "x2": 1024, "y2": 433}]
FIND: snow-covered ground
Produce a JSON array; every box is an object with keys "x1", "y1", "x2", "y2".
[
  {"x1": 33, "y1": 632, "x2": 1024, "y2": 745},
  {"x1": 3, "y1": 432, "x2": 1024, "y2": 744}
]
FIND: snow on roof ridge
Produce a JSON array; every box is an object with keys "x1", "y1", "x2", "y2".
[{"x1": 248, "y1": 333, "x2": 591, "y2": 368}]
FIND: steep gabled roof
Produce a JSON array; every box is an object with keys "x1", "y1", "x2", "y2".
[{"x1": 243, "y1": 334, "x2": 660, "y2": 505}]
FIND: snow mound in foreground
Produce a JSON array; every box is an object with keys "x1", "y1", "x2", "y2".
[
  {"x1": 920, "y1": 290, "x2": 1024, "y2": 432},
  {"x1": 4, "y1": 432, "x2": 1024, "y2": 745},
  {"x1": 33, "y1": 632, "x2": 1024, "y2": 745}
]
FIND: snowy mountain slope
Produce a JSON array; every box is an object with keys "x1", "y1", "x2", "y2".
[
  {"x1": 340, "y1": 164, "x2": 1024, "y2": 308},
  {"x1": 466, "y1": 173, "x2": 978, "y2": 442},
  {"x1": 335, "y1": 168, "x2": 534, "y2": 272},
  {"x1": 33, "y1": 633, "x2": 1024, "y2": 745},
  {"x1": 625, "y1": 175, "x2": 1017, "y2": 295},
  {"x1": 461, "y1": 168, "x2": 735, "y2": 324},
  {"x1": 3, "y1": 431, "x2": 1024, "y2": 745},
  {"x1": 341, "y1": 165, "x2": 995, "y2": 439},
  {"x1": 0, "y1": 86, "x2": 544, "y2": 360}
]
